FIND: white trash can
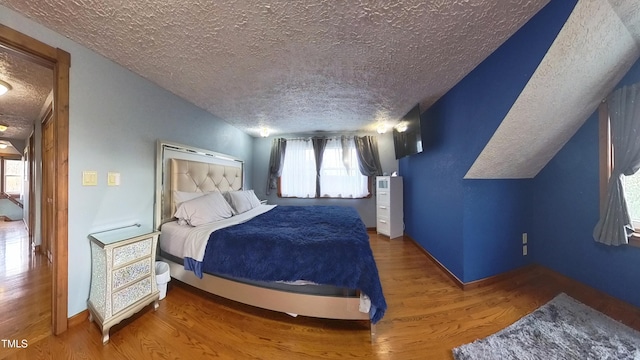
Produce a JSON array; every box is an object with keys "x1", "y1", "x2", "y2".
[{"x1": 155, "y1": 261, "x2": 171, "y2": 300}]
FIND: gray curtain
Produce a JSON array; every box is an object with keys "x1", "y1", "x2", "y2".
[
  {"x1": 593, "y1": 83, "x2": 640, "y2": 246},
  {"x1": 266, "y1": 138, "x2": 286, "y2": 195},
  {"x1": 312, "y1": 137, "x2": 328, "y2": 197},
  {"x1": 354, "y1": 136, "x2": 383, "y2": 176}
]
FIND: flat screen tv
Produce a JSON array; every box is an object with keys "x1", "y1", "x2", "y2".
[{"x1": 393, "y1": 104, "x2": 423, "y2": 159}]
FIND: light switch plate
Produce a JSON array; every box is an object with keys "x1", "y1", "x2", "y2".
[
  {"x1": 107, "y1": 172, "x2": 120, "y2": 186},
  {"x1": 82, "y1": 171, "x2": 98, "y2": 186}
]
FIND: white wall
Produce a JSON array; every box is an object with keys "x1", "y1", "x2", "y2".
[{"x1": 0, "y1": 5, "x2": 254, "y2": 316}]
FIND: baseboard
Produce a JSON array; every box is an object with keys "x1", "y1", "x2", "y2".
[
  {"x1": 405, "y1": 234, "x2": 534, "y2": 290},
  {"x1": 67, "y1": 309, "x2": 89, "y2": 329},
  {"x1": 405, "y1": 235, "x2": 465, "y2": 288},
  {"x1": 462, "y1": 264, "x2": 536, "y2": 290}
]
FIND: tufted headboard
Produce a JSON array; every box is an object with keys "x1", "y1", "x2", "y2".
[
  {"x1": 169, "y1": 158, "x2": 242, "y2": 216},
  {"x1": 154, "y1": 140, "x2": 244, "y2": 228}
]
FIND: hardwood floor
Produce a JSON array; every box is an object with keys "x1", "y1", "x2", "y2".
[
  {"x1": 0, "y1": 221, "x2": 51, "y2": 359},
  {"x1": 2, "y1": 230, "x2": 640, "y2": 359}
]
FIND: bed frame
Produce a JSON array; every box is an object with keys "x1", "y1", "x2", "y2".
[{"x1": 153, "y1": 141, "x2": 372, "y2": 332}]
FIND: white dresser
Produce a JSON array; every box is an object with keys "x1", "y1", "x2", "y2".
[
  {"x1": 376, "y1": 176, "x2": 404, "y2": 238},
  {"x1": 88, "y1": 226, "x2": 160, "y2": 344}
]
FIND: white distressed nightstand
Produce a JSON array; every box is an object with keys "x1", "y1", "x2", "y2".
[{"x1": 87, "y1": 226, "x2": 160, "y2": 344}]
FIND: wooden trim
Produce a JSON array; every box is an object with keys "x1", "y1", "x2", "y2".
[
  {"x1": 628, "y1": 234, "x2": 640, "y2": 248},
  {"x1": 52, "y1": 48, "x2": 70, "y2": 336},
  {"x1": 67, "y1": 309, "x2": 89, "y2": 329},
  {"x1": 462, "y1": 264, "x2": 535, "y2": 290},
  {"x1": 0, "y1": 24, "x2": 57, "y2": 67},
  {"x1": 405, "y1": 235, "x2": 464, "y2": 289},
  {"x1": 598, "y1": 101, "x2": 611, "y2": 216},
  {"x1": 0, "y1": 25, "x2": 70, "y2": 336},
  {"x1": 405, "y1": 234, "x2": 536, "y2": 290}
]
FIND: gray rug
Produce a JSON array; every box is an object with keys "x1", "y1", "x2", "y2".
[{"x1": 452, "y1": 293, "x2": 640, "y2": 360}]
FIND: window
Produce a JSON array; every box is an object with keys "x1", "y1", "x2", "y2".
[
  {"x1": 599, "y1": 102, "x2": 640, "y2": 247},
  {"x1": 280, "y1": 139, "x2": 316, "y2": 198},
  {"x1": 320, "y1": 138, "x2": 369, "y2": 198},
  {"x1": 280, "y1": 137, "x2": 370, "y2": 199},
  {"x1": 3, "y1": 159, "x2": 23, "y2": 195}
]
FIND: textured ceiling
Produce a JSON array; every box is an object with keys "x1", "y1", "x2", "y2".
[
  {"x1": 0, "y1": 48, "x2": 53, "y2": 143},
  {"x1": 0, "y1": 0, "x2": 548, "y2": 137},
  {"x1": 466, "y1": 0, "x2": 640, "y2": 178}
]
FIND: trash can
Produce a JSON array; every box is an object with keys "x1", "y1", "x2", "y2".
[{"x1": 155, "y1": 261, "x2": 171, "y2": 300}]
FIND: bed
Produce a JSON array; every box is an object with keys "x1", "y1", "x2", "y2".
[{"x1": 153, "y1": 141, "x2": 386, "y2": 332}]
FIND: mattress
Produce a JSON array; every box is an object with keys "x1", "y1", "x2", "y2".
[{"x1": 159, "y1": 220, "x2": 193, "y2": 258}]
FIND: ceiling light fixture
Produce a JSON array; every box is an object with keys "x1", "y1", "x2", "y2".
[
  {"x1": 259, "y1": 127, "x2": 270, "y2": 138},
  {"x1": 0, "y1": 143, "x2": 7, "y2": 149},
  {"x1": 0, "y1": 125, "x2": 7, "y2": 132},
  {"x1": 376, "y1": 124, "x2": 388, "y2": 134},
  {"x1": 0, "y1": 80, "x2": 12, "y2": 96}
]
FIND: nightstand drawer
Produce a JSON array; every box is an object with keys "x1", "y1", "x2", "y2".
[
  {"x1": 112, "y1": 257, "x2": 152, "y2": 290},
  {"x1": 112, "y1": 276, "x2": 152, "y2": 315},
  {"x1": 113, "y1": 238, "x2": 152, "y2": 267}
]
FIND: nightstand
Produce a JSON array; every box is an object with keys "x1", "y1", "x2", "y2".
[{"x1": 87, "y1": 226, "x2": 160, "y2": 344}]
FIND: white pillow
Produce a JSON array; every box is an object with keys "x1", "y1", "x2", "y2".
[
  {"x1": 173, "y1": 191, "x2": 234, "y2": 226},
  {"x1": 173, "y1": 191, "x2": 208, "y2": 207},
  {"x1": 225, "y1": 190, "x2": 261, "y2": 214}
]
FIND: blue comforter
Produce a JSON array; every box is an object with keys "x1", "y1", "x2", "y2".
[{"x1": 197, "y1": 205, "x2": 386, "y2": 323}]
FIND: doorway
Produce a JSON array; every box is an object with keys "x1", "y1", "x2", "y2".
[{"x1": 0, "y1": 24, "x2": 70, "y2": 335}]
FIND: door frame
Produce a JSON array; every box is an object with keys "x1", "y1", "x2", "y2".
[{"x1": 0, "y1": 24, "x2": 70, "y2": 335}]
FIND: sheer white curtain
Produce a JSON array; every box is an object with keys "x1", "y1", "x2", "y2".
[
  {"x1": 280, "y1": 139, "x2": 316, "y2": 198},
  {"x1": 320, "y1": 137, "x2": 369, "y2": 198}
]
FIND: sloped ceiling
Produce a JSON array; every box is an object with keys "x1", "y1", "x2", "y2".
[
  {"x1": 0, "y1": 0, "x2": 548, "y2": 137},
  {"x1": 466, "y1": 0, "x2": 640, "y2": 179}
]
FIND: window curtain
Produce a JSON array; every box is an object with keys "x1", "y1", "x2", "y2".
[
  {"x1": 280, "y1": 139, "x2": 316, "y2": 198},
  {"x1": 593, "y1": 83, "x2": 640, "y2": 246},
  {"x1": 312, "y1": 137, "x2": 328, "y2": 198},
  {"x1": 266, "y1": 138, "x2": 286, "y2": 195},
  {"x1": 354, "y1": 136, "x2": 383, "y2": 176},
  {"x1": 320, "y1": 137, "x2": 369, "y2": 198}
]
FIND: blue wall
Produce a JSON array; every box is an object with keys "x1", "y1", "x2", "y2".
[
  {"x1": 463, "y1": 180, "x2": 532, "y2": 281},
  {"x1": 401, "y1": 0, "x2": 577, "y2": 282},
  {"x1": 532, "y1": 58, "x2": 640, "y2": 308}
]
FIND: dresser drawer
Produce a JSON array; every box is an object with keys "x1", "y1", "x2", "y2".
[
  {"x1": 377, "y1": 190, "x2": 390, "y2": 205},
  {"x1": 113, "y1": 238, "x2": 152, "y2": 267},
  {"x1": 376, "y1": 204, "x2": 390, "y2": 218},
  {"x1": 112, "y1": 276, "x2": 152, "y2": 315},
  {"x1": 112, "y1": 257, "x2": 152, "y2": 290},
  {"x1": 377, "y1": 217, "x2": 390, "y2": 235}
]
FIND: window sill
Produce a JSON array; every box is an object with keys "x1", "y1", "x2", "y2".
[{"x1": 629, "y1": 233, "x2": 640, "y2": 248}]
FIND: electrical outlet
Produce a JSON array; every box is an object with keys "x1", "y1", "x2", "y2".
[
  {"x1": 523, "y1": 244, "x2": 528, "y2": 256},
  {"x1": 522, "y1": 233, "x2": 528, "y2": 244}
]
